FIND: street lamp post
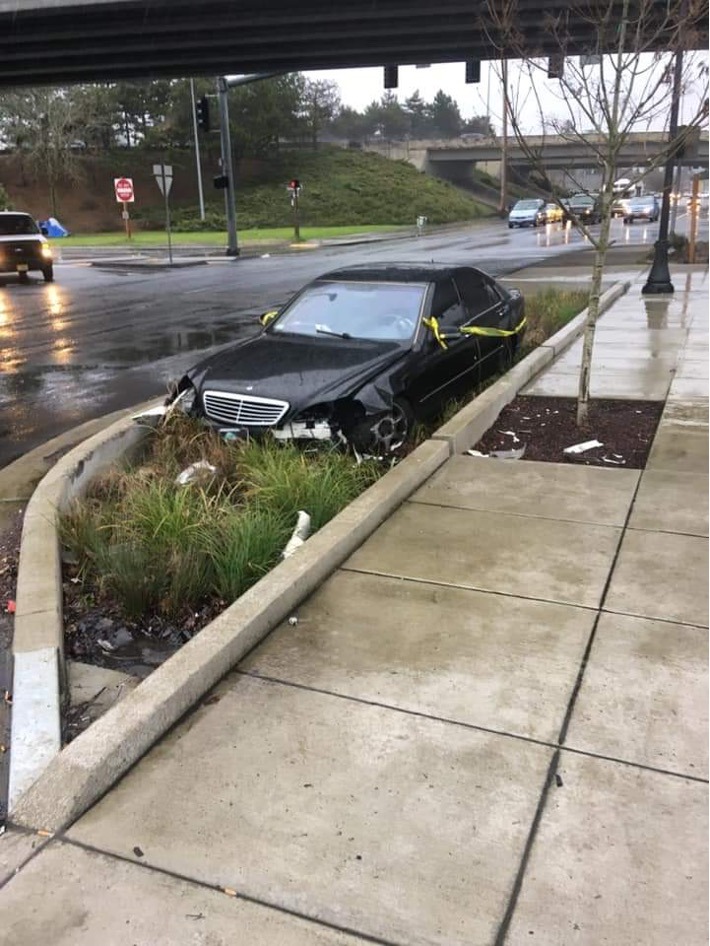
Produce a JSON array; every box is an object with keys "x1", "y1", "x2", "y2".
[{"x1": 642, "y1": 25, "x2": 685, "y2": 294}]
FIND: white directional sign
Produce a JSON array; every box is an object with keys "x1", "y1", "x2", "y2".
[{"x1": 153, "y1": 163, "x2": 173, "y2": 197}]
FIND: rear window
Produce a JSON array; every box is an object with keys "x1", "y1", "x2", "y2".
[{"x1": 0, "y1": 214, "x2": 40, "y2": 236}]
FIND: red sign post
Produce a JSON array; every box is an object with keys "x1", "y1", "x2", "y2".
[{"x1": 114, "y1": 177, "x2": 135, "y2": 239}]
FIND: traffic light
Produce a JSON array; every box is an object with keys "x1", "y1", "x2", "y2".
[
  {"x1": 196, "y1": 96, "x2": 210, "y2": 132},
  {"x1": 465, "y1": 60, "x2": 481, "y2": 84},
  {"x1": 384, "y1": 65, "x2": 398, "y2": 89}
]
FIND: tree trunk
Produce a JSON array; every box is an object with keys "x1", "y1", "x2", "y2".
[{"x1": 576, "y1": 203, "x2": 613, "y2": 427}]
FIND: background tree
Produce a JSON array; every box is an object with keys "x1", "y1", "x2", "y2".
[
  {"x1": 300, "y1": 78, "x2": 341, "y2": 147},
  {"x1": 404, "y1": 90, "x2": 430, "y2": 137},
  {"x1": 427, "y1": 90, "x2": 463, "y2": 138},
  {"x1": 0, "y1": 87, "x2": 83, "y2": 214},
  {"x1": 484, "y1": 0, "x2": 708, "y2": 424}
]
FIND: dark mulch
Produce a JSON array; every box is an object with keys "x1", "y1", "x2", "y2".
[{"x1": 473, "y1": 396, "x2": 664, "y2": 469}]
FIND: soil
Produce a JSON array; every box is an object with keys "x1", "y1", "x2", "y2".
[{"x1": 473, "y1": 396, "x2": 664, "y2": 469}]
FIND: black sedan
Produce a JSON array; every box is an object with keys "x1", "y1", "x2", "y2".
[{"x1": 169, "y1": 264, "x2": 525, "y2": 453}]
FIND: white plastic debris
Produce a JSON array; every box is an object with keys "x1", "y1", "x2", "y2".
[
  {"x1": 466, "y1": 449, "x2": 488, "y2": 457},
  {"x1": 132, "y1": 403, "x2": 168, "y2": 425},
  {"x1": 281, "y1": 510, "x2": 312, "y2": 559},
  {"x1": 498, "y1": 430, "x2": 521, "y2": 443},
  {"x1": 175, "y1": 460, "x2": 217, "y2": 486},
  {"x1": 563, "y1": 439, "x2": 603, "y2": 455},
  {"x1": 490, "y1": 445, "x2": 526, "y2": 460},
  {"x1": 288, "y1": 616, "x2": 299, "y2": 626},
  {"x1": 261, "y1": 253, "x2": 271, "y2": 258}
]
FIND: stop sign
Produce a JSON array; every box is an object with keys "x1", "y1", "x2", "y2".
[{"x1": 114, "y1": 177, "x2": 135, "y2": 203}]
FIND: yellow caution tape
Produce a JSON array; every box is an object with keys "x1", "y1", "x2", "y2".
[
  {"x1": 459, "y1": 316, "x2": 527, "y2": 338},
  {"x1": 423, "y1": 315, "x2": 527, "y2": 348},
  {"x1": 422, "y1": 316, "x2": 448, "y2": 349},
  {"x1": 260, "y1": 309, "x2": 279, "y2": 326}
]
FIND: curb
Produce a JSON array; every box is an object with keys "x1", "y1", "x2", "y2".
[{"x1": 7, "y1": 278, "x2": 631, "y2": 831}]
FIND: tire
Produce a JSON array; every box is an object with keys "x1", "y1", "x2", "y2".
[
  {"x1": 18, "y1": 271, "x2": 29, "y2": 284},
  {"x1": 623, "y1": 217, "x2": 631, "y2": 225},
  {"x1": 42, "y1": 265, "x2": 54, "y2": 283},
  {"x1": 350, "y1": 397, "x2": 414, "y2": 455},
  {"x1": 508, "y1": 223, "x2": 513, "y2": 229}
]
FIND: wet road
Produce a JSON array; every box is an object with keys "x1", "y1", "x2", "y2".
[{"x1": 0, "y1": 211, "x2": 704, "y2": 468}]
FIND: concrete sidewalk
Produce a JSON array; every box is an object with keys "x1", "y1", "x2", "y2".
[{"x1": 1, "y1": 268, "x2": 707, "y2": 945}]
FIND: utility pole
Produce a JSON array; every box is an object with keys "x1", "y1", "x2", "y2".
[
  {"x1": 498, "y1": 57, "x2": 509, "y2": 216},
  {"x1": 189, "y1": 78, "x2": 206, "y2": 222},
  {"x1": 217, "y1": 76, "x2": 239, "y2": 256}
]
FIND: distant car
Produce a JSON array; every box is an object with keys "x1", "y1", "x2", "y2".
[
  {"x1": 687, "y1": 193, "x2": 709, "y2": 213},
  {"x1": 612, "y1": 197, "x2": 631, "y2": 217},
  {"x1": 623, "y1": 195, "x2": 660, "y2": 224},
  {"x1": 167, "y1": 263, "x2": 526, "y2": 454},
  {"x1": 0, "y1": 212, "x2": 54, "y2": 282},
  {"x1": 563, "y1": 193, "x2": 601, "y2": 224},
  {"x1": 508, "y1": 198, "x2": 546, "y2": 228},
  {"x1": 542, "y1": 202, "x2": 563, "y2": 224}
]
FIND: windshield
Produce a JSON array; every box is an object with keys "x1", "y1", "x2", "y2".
[
  {"x1": 513, "y1": 200, "x2": 540, "y2": 210},
  {"x1": 0, "y1": 214, "x2": 40, "y2": 236},
  {"x1": 630, "y1": 197, "x2": 653, "y2": 207},
  {"x1": 271, "y1": 280, "x2": 426, "y2": 342},
  {"x1": 571, "y1": 196, "x2": 593, "y2": 205}
]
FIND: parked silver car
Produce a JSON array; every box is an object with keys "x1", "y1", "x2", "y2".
[{"x1": 507, "y1": 198, "x2": 546, "y2": 228}]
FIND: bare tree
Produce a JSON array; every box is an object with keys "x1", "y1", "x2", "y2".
[{"x1": 484, "y1": 0, "x2": 708, "y2": 425}]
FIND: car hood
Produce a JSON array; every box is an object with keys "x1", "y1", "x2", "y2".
[{"x1": 187, "y1": 332, "x2": 408, "y2": 416}]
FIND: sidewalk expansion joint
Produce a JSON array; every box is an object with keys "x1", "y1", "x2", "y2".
[
  {"x1": 600, "y1": 607, "x2": 709, "y2": 631},
  {"x1": 56, "y1": 835, "x2": 407, "y2": 946},
  {"x1": 407, "y1": 495, "x2": 635, "y2": 529},
  {"x1": 338, "y1": 566, "x2": 601, "y2": 613}
]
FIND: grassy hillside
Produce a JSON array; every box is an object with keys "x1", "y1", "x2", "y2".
[{"x1": 0, "y1": 146, "x2": 489, "y2": 233}]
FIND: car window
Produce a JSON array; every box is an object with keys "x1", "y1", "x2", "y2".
[
  {"x1": 0, "y1": 214, "x2": 40, "y2": 236},
  {"x1": 431, "y1": 278, "x2": 466, "y2": 328},
  {"x1": 271, "y1": 280, "x2": 426, "y2": 342},
  {"x1": 513, "y1": 200, "x2": 541, "y2": 210},
  {"x1": 454, "y1": 271, "x2": 500, "y2": 322}
]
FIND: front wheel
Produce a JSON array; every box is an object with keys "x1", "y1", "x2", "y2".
[
  {"x1": 43, "y1": 265, "x2": 54, "y2": 283},
  {"x1": 350, "y1": 398, "x2": 414, "y2": 456},
  {"x1": 18, "y1": 271, "x2": 29, "y2": 284}
]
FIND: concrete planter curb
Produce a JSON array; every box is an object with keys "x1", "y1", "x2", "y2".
[
  {"x1": 431, "y1": 280, "x2": 631, "y2": 453},
  {"x1": 8, "y1": 278, "x2": 630, "y2": 831}
]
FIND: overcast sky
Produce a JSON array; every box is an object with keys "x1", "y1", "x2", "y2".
[
  {"x1": 304, "y1": 55, "x2": 708, "y2": 135},
  {"x1": 304, "y1": 63, "x2": 502, "y2": 124}
]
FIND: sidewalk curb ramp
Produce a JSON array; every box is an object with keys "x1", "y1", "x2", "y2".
[{"x1": 8, "y1": 280, "x2": 630, "y2": 832}]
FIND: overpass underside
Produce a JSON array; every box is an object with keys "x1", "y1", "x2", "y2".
[{"x1": 0, "y1": 0, "x2": 707, "y2": 86}]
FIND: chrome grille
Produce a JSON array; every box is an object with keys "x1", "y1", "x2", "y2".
[{"x1": 202, "y1": 391, "x2": 289, "y2": 427}]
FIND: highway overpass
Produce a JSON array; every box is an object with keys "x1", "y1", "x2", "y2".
[
  {"x1": 0, "y1": 0, "x2": 707, "y2": 86},
  {"x1": 365, "y1": 132, "x2": 710, "y2": 174}
]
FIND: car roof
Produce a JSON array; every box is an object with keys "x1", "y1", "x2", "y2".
[
  {"x1": 315, "y1": 263, "x2": 490, "y2": 284},
  {"x1": 0, "y1": 211, "x2": 33, "y2": 216}
]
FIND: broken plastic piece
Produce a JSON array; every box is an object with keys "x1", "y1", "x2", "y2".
[
  {"x1": 281, "y1": 511, "x2": 312, "y2": 559},
  {"x1": 465, "y1": 449, "x2": 488, "y2": 457},
  {"x1": 131, "y1": 404, "x2": 168, "y2": 425},
  {"x1": 490, "y1": 445, "x2": 526, "y2": 460},
  {"x1": 175, "y1": 460, "x2": 217, "y2": 486},
  {"x1": 498, "y1": 430, "x2": 521, "y2": 443},
  {"x1": 563, "y1": 439, "x2": 603, "y2": 455},
  {"x1": 288, "y1": 616, "x2": 299, "y2": 626},
  {"x1": 6, "y1": 600, "x2": 15, "y2": 614}
]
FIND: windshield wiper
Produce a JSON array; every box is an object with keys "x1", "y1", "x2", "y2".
[{"x1": 315, "y1": 327, "x2": 351, "y2": 339}]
